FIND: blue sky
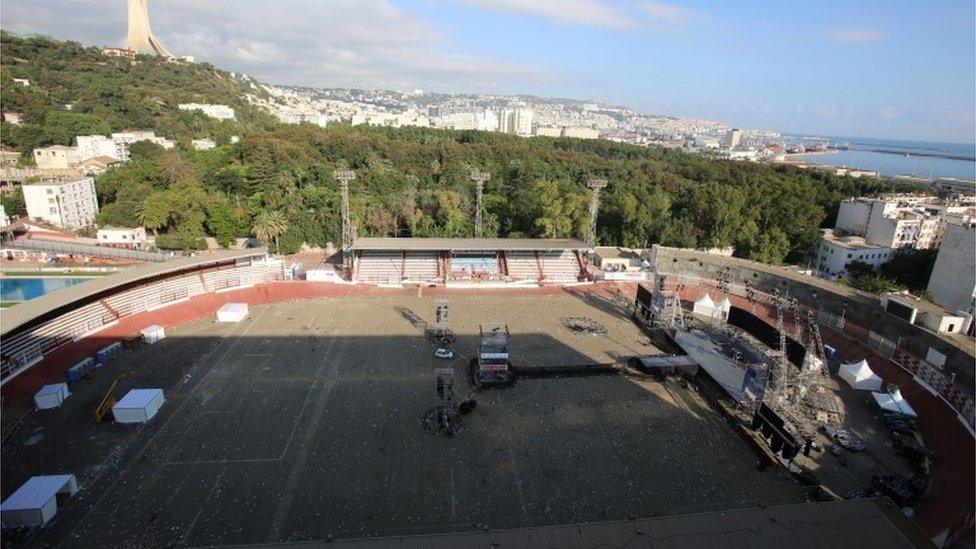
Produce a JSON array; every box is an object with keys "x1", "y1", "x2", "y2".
[{"x1": 3, "y1": 0, "x2": 974, "y2": 142}]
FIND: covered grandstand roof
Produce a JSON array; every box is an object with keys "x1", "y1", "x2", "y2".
[
  {"x1": 350, "y1": 238, "x2": 588, "y2": 252},
  {"x1": 0, "y1": 248, "x2": 268, "y2": 338}
]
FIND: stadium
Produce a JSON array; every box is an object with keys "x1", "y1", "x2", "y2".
[{"x1": 0, "y1": 239, "x2": 972, "y2": 547}]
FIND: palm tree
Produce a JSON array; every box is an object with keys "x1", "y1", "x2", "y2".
[
  {"x1": 252, "y1": 210, "x2": 288, "y2": 254},
  {"x1": 136, "y1": 195, "x2": 171, "y2": 237}
]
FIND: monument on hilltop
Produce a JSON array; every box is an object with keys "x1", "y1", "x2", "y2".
[{"x1": 125, "y1": 0, "x2": 173, "y2": 57}]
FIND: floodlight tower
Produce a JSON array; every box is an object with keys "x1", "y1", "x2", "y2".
[
  {"x1": 469, "y1": 170, "x2": 490, "y2": 238},
  {"x1": 334, "y1": 169, "x2": 356, "y2": 275},
  {"x1": 586, "y1": 177, "x2": 608, "y2": 250}
]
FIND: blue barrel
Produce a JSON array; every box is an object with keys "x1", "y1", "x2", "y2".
[
  {"x1": 96, "y1": 342, "x2": 122, "y2": 365},
  {"x1": 68, "y1": 357, "x2": 94, "y2": 382},
  {"x1": 824, "y1": 345, "x2": 837, "y2": 360}
]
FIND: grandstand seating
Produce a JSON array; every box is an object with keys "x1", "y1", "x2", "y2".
[
  {"x1": 0, "y1": 256, "x2": 283, "y2": 383},
  {"x1": 506, "y1": 251, "x2": 541, "y2": 281},
  {"x1": 402, "y1": 252, "x2": 440, "y2": 282},
  {"x1": 539, "y1": 250, "x2": 582, "y2": 282},
  {"x1": 355, "y1": 251, "x2": 403, "y2": 283}
]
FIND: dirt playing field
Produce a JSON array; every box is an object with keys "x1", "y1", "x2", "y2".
[{"x1": 2, "y1": 292, "x2": 808, "y2": 547}]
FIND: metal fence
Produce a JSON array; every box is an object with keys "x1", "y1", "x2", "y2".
[{"x1": 6, "y1": 238, "x2": 171, "y2": 262}]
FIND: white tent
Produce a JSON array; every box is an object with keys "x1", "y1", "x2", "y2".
[
  {"x1": 872, "y1": 388, "x2": 917, "y2": 417},
  {"x1": 839, "y1": 359, "x2": 883, "y2": 391},
  {"x1": 0, "y1": 474, "x2": 78, "y2": 527},
  {"x1": 716, "y1": 297, "x2": 732, "y2": 317},
  {"x1": 112, "y1": 389, "x2": 165, "y2": 424},
  {"x1": 34, "y1": 383, "x2": 69, "y2": 410},
  {"x1": 217, "y1": 302, "x2": 248, "y2": 322},
  {"x1": 692, "y1": 293, "x2": 716, "y2": 315},
  {"x1": 693, "y1": 293, "x2": 731, "y2": 321}
]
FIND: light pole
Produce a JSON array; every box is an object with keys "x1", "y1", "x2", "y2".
[
  {"x1": 469, "y1": 170, "x2": 490, "y2": 238},
  {"x1": 334, "y1": 169, "x2": 356, "y2": 276},
  {"x1": 586, "y1": 177, "x2": 607, "y2": 251}
]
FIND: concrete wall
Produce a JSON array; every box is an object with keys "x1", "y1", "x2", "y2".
[
  {"x1": 928, "y1": 223, "x2": 976, "y2": 315},
  {"x1": 648, "y1": 245, "x2": 976, "y2": 392},
  {"x1": 835, "y1": 200, "x2": 871, "y2": 235}
]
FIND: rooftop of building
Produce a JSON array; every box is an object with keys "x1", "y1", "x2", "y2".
[
  {"x1": 884, "y1": 291, "x2": 968, "y2": 319},
  {"x1": 821, "y1": 229, "x2": 890, "y2": 250},
  {"x1": 350, "y1": 237, "x2": 588, "y2": 252},
  {"x1": 33, "y1": 145, "x2": 75, "y2": 152},
  {"x1": 23, "y1": 176, "x2": 93, "y2": 186},
  {"x1": 594, "y1": 246, "x2": 642, "y2": 260}
]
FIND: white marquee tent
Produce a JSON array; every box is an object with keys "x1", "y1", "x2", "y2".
[
  {"x1": 692, "y1": 293, "x2": 731, "y2": 321},
  {"x1": 872, "y1": 388, "x2": 917, "y2": 418},
  {"x1": 838, "y1": 359, "x2": 883, "y2": 391},
  {"x1": 0, "y1": 474, "x2": 78, "y2": 527}
]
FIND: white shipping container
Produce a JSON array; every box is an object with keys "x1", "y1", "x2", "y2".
[
  {"x1": 139, "y1": 324, "x2": 166, "y2": 344},
  {"x1": 112, "y1": 388, "x2": 165, "y2": 424},
  {"x1": 34, "y1": 383, "x2": 69, "y2": 410},
  {"x1": 216, "y1": 302, "x2": 249, "y2": 322}
]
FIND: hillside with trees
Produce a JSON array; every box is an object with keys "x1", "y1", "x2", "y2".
[
  {"x1": 0, "y1": 32, "x2": 918, "y2": 263},
  {"x1": 0, "y1": 31, "x2": 277, "y2": 152}
]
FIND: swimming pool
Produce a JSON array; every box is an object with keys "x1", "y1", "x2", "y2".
[{"x1": 0, "y1": 277, "x2": 93, "y2": 302}]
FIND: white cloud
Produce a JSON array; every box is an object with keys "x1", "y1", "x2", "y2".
[
  {"x1": 0, "y1": 0, "x2": 559, "y2": 92},
  {"x1": 639, "y1": 1, "x2": 703, "y2": 25},
  {"x1": 456, "y1": 0, "x2": 638, "y2": 29},
  {"x1": 455, "y1": 0, "x2": 709, "y2": 32},
  {"x1": 823, "y1": 26, "x2": 886, "y2": 44}
]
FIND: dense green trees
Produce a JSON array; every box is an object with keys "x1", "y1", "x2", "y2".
[{"x1": 845, "y1": 249, "x2": 938, "y2": 295}]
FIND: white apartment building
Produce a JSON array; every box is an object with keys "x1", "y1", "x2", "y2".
[
  {"x1": 22, "y1": 177, "x2": 99, "y2": 230},
  {"x1": 725, "y1": 128, "x2": 742, "y2": 149},
  {"x1": 191, "y1": 138, "x2": 216, "y2": 150},
  {"x1": 535, "y1": 126, "x2": 562, "y2": 137},
  {"x1": 76, "y1": 135, "x2": 125, "y2": 162},
  {"x1": 178, "y1": 103, "x2": 236, "y2": 120},
  {"x1": 33, "y1": 146, "x2": 80, "y2": 170},
  {"x1": 97, "y1": 226, "x2": 149, "y2": 249},
  {"x1": 814, "y1": 229, "x2": 894, "y2": 280},
  {"x1": 111, "y1": 131, "x2": 175, "y2": 151},
  {"x1": 0, "y1": 204, "x2": 9, "y2": 226},
  {"x1": 835, "y1": 195, "x2": 975, "y2": 250},
  {"x1": 926, "y1": 221, "x2": 976, "y2": 315},
  {"x1": 563, "y1": 127, "x2": 600, "y2": 139},
  {"x1": 498, "y1": 108, "x2": 533, "y2": 136}
]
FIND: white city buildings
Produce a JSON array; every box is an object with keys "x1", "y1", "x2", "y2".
[
  {"x1": 814, "y1": 230, "x2": 894, "y2": 280},
  {"x1": 835, "y1": 195, "x2": 975, "y2": 250},
  {"x1": 111, "y1": 131, "x2": 175, "y2": 151},
  {"x1": 497, "y1": 108, "x2": 533, "y2": 136},
  {"x1": 33, "y1": 146, "x2": 80, "y2": 170},
  {"x1": 22, "y1": 177, "x2": 99, "y2": 230},
  {"x1": 926, "y1": 221, "x2": 976, "y2": 316},
  {"x1": 33, "y1": 131, "x2": 173, "y2": 172},
  {"x1": 76, "y1": 135, "x2": 125, "y2": 162},
  {"x1": 191, "y1": 138, "x2": 216, "y2": 150},
  {"x1": 178, "y1": 103, "x2": 235, "y2": 120},
  {"x1": 97, "y1": 226, "x2": 149, "y2": 249},
  {"x1": 725, "y1": 128, "x2": 742, "y2": 149}
]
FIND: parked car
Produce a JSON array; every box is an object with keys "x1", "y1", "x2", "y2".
[{"x1": 434, "y1": 348, "x2": 454, "y2": 359}]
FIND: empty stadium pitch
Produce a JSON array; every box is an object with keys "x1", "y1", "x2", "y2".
[{"x1": 2, "y1": 290, "x2": 809, "y2": 546}]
